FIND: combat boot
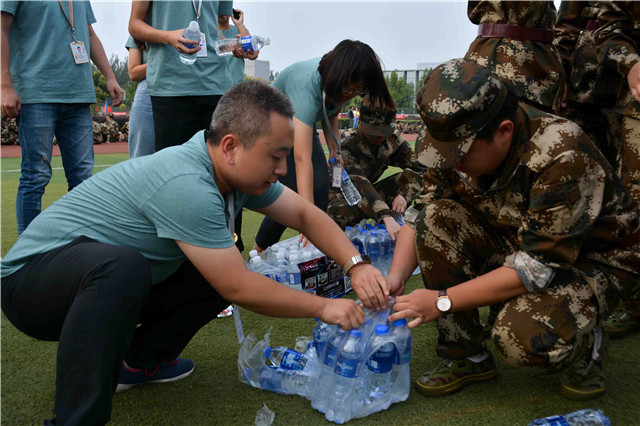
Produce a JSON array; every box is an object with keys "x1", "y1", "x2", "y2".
[
  {"x1": 560, "y1": 327, "x2": 608, "y2": 401},
  {"x1": 415, "y1": 352, "x2": 497, "y2": 397},
  {"x1": 603, "y1": 299, "x2": 640, "y2": 339}
]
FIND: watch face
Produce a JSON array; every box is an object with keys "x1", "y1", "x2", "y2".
[{"x1": 437, "y1": 297, "x2": 452, "y2": 312}]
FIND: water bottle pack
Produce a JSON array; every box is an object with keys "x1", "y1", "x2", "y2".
[
  {"x1": 238, "y1": 300, "x2": 412, "y2": 424},
  {"x1": 346, "y1": 220, "x2": 395, "y2": 276},
  {"x1": 246, "y1": 236, "x2": 351, "y2": 298}
]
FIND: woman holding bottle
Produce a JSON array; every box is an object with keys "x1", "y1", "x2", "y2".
[{"x1": 252, "y1": 39, "x2": 394, "y2": 252}]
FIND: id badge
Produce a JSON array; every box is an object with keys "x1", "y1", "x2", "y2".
[
  {"x1": 70, "y1": 41, "x2": 89, "y2": 64},
  {"x1": 332, "y1": 164, "x2": 343, "y2": 188},
  {"x1": 197, "y1": 33, "x2": 207, "y2": 57}
]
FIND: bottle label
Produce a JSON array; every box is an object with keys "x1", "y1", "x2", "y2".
[
  {"x1": 538, "y1": 415, "x2": 569, "y2": 425},
  {"x1": 240, "y1": 36, "x2": 253, "y2": 52},
  {"x1": 335, "y1": 355, "x2": 360, "y2": 378},
  {"x1": 367, "y1": 351, "x2": 393, "y2": 373},
  {"x1": 341, "y1": 168, "x2": 350, "y2": 183},
  {"x1": 280, "y1": 349, "x2": 305, "y2": 370},
  {"x1": 323, "y1": 344, "x2": 339, "y2": 367}
]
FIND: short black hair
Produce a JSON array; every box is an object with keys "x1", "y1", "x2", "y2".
[
  {"x1": 318, "y1": 39, "x2": 395, "y2": 110},
  {"x1": 208, "y1": 80, "x2": 294, "y2": 148},
  {"x1": 475, "y1": 83, "x2": 519, "y2": 140}
]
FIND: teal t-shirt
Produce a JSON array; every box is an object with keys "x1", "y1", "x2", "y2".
[
  {"x1": 125, "y1": 35, "x2": 148, "y2": 65},
  {"x1": 146, "y1": 1, "x2": 232, "y2": 96},
  {"x1": 220, "y1": 26, "x2": 244, "y2": 85},
  {"x1": 272, "y1": 57, "x2": 339, "y2": 128},
  {"x1": 0, "y1": 0, "x2": 97, "y2": 104},
  {"x1": 1, "y1": 130, "x2": 283, "y2": 284}
]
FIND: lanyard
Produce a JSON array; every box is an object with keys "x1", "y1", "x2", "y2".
[
  {"x1": 322, "y1": 91, "x2": 342, "y2": 154},
  {"x1": 191, "y1": 0, "x2": 203, "y2": 21},
  {"x1": 58, "y1": 0, "x2": 77, "y2": 42},
  {"x1": 225, "y1": 191, "x2": 245, "y2": 344}
]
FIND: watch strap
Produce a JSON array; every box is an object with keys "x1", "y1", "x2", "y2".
[{"x1": 343, "y1": 254, "x2": 372, "y2": 276}]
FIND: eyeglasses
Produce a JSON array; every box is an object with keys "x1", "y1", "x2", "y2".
[{"x1": 342, "y1": 85, "x2": 367, "y2": 97}]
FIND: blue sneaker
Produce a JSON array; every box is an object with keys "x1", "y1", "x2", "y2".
[{"x1": 116, "y1": 358, "x2": 195, "y2": 393}]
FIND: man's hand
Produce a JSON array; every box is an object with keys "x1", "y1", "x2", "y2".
[
  {"x1": 388, "y1": 288, "x2": 440, "y2": 328},
  {"x1": 391, "y1": 194, "x2": 407, "y2": 214},
  {"x1": 382, "y1": 216, "x2": 402, "y2": 241},
  {"x1": 349, "y1": 263, "x2": 388, "y2": 310},
  {"x1": 1, "y1": 85, "x2": 20, "y2": 118},
  {"x1": 106, "y1": 78, "x2": 124, "y2": 107},
  {"x1": 385, "y1": 271, "x2": 407, "y2": 297},
  {"x1": 166, "y1": 28, "x2": 201, "y2": 54},
  {"x1": 628, "y1": 62, "x2": 640, "y2": 103},
  {"x1": 319, "y1": 298, "x2": 365, "y2": 330}
]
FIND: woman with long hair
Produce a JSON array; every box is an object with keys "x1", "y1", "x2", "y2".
[{"x1": 253, "y1": 39, "x2": 394, "y2": 252}]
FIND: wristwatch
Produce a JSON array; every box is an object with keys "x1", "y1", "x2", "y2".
[
  {"x1": 436, "y1": 289, "x2": 452, "y2": 314},
  {"x1": 342, "y1": 255, "x2": 372, "y2": 276}
]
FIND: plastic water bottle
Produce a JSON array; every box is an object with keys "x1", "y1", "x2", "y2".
[
  {"x1": 180, "y1": 21, "x2": 201, "y2": 65},
  {"x1": 312, "y1": 319, "x2": 331, "y2": 355},
  {"x1": 366, "y1": 230, "x2": 381, "y2": 267},
  {"x1": 528, "y1": 408, "x2": 611, "y2": 425},
  {"x1": 265, "y1": 346, "x2": 310, "y2": 370},
  {"x1": 378, "y1": 228, "x2": 393, "y2": 276},
  {"x1": 274, "y1": 252, "x2": 289, "y2": 287},
  {"x1": 339, "y1": 168, "x2": 362, "y2": 206},
  {"x1": 311, "y1": 327, "x2": 348, "y2": 413},
  {"x1": 214, "y1": 35, "x2": 270, "y2": 56},
  {"x1": 364, "y1": 325, "x2": 394, "y2": 410},
  {"x1": 326, "y1": 329, "x2": 365, "y2": 424},
  {"x1": 287, "y1": 250, "x2": 302, "y2": 290},
  {"x1": 258, "y1": 365, "x2": 312, "y2": 396},
  {"x1": 348, "y1": 227, "x2": 366, "y2": 257},
  {"x1": 390, "y1": 319, "x2": 412, "y2": 403}
]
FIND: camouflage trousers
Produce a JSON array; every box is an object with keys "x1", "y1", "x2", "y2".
[
  {"x1": 414, "y1": 199, "x2": 623, "y2": 371},
  {"x1": 328, "y1": 172, "x2": 405, "y2": 228},
  {"x1": 619, "y1": 115, "x2": 640, "y2": 204}
]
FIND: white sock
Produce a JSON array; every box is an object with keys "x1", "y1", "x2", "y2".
[{"x1": 467, "y1": 351, "x2": 489, "y2": 363}]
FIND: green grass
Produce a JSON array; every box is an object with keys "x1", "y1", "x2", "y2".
[{"x1": 2, "y1": 155, "x2": 640, "y2": 425}]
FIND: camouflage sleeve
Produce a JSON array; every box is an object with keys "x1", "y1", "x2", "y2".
[
  {"x1": 553, "y1": 1, "x2": 585, "y2": 75},
  {"x1": 407, "y1": 168, "x2": 457, "y2": 230},
  {"x1": 504, "y1": 251, "x2": 557, "y2": 292},
  {"x1": 349, "y1": 174, "x2": 392, "y2": 223},
  {"x1": 388, "y1": 139, "x2": 427, "y2": 203},
  {"x1": 519, "y1": 148, "x2": 607, "y2": 272},
  {"x1": 595, "y1": 1, "x2": 640, "y2": 78}
]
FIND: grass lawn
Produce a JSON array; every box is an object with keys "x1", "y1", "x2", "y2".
[{"x1": 1, "y1": 154, "x2": 639, "y2": 425}]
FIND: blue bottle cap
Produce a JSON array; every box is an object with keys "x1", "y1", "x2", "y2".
[
  {"x1": 394, "y1": 318, "x2": 408, "y2": 327},
  {"x1": 375, "y1": 324, "x2": 389, "y2": 334},
  {"x1": 350, "y1": 329, "x2": 363, "y2": 337}
]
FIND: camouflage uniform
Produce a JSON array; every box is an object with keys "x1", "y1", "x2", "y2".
[
  {"x1": 92, "y1": 121, "x2": 104, "y2": 145},
  {"x1": 595, "y1": 1, "x2": 640, "y2": 203},
  {"x1": 553, "y1": 1, "x2": 623, "y2": 167},
  {"x1": 594, "y1": 1, "x2": 640, "y2": 334},
  {"x1": 465, "y1": 1, "x2": 565, "y2": 111},
  {"x1": 1, "y1": 116, "x2": 19, "y2": 145},
  {"x1": 411, "y1": 59, "x2": 640, "y2": 374},
  {"x1": 102, "y1": 118, "x2": 121, "y2": 143},
  {"x1": 327, "y1": 103, "x2": 426, "y2": 229}
]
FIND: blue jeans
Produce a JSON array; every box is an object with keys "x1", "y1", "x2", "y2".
[
  {"x1": 128, "y1": 80, "x2": 156, "y2": 158},
  {"x1": 16, "y1": 103, "x2": 94, "y2": 234}
]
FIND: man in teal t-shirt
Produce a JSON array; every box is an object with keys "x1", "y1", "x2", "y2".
[
  {"x1": 1, "y1": 81, "x2": 389, "y2": 425},
  {"x1": 0, "y1": 0, "x2": 124, "y2": 235}
]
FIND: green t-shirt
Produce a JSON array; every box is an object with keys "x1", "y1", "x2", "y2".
[
  {"x1": 1, "y1": 130, "x2": 283, "y2": 284},
  {"x1": 220, "y1": 26, "x2": 244, "y2": 85},
  {"x1": 0, "y1": 0, "x2": 97, "y2": 104},
  {"x1": 125, "y1": 35, "x2": 148, "y2": 65},
  {"x1": 146, "y1": 1, "x2": 232, "y2": 96},
  {"x1": 272, "y1": 57, "x2": 339, "y2": 128}
]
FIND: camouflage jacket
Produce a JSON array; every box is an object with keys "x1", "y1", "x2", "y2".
[
  {"x1": 595, "y1": 1, "x2": 640, "y2": 119},
  {"x1": 410, "y1": 103, "x2": 639, "y2": 294},
  {"x1": 332, "y1": 126, "x2": 427, "y2": 222},
  {"x1": 554, "y1": 1, "x2": 622, "y2": 106},
  {"x1": 465, "y1": 1, "x2": 565, "y2": 110}
]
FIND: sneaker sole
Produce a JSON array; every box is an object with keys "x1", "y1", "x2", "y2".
[
  {"x1": 115, "y1": 365, "x2": 195, "y2": 393},
  {"x1": 415, "y1": 369, "x2": 497, "y2": 397},
  {"x1": 559, "y1": 382, "x2": 605, "y2": 401}
]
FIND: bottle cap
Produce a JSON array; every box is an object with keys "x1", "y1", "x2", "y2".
[
  {"x1": 375, "y1": 324, "x2": 389, "y2": 334},
  {"x1": 394, "y1": 318, "x2": 407, "y2": 326},
  {"x1": 350, "y1": 329, "x2": 363, "y2": 337}
]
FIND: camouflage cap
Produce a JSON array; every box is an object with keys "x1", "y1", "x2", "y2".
[
  {"x1": 358, "y1": 95, "x2": 396, "y2": 137},
  {"x1": 415, "y1": 58, "x2": 507, "y2": 169}
]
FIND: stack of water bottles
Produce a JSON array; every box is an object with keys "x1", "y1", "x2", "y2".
[
  {"x1": 345, "y1": 219, "x2": 395, "y2": 277},
  {"x1": 238, "y1": 301, "x2": 412, "y2": 423}
]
